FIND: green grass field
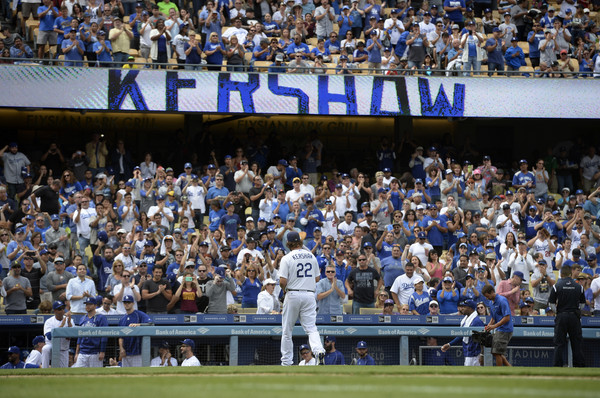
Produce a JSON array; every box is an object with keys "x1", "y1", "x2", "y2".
[{"x1": 2, "y1": 366, "x2": 600, "y2": 398}]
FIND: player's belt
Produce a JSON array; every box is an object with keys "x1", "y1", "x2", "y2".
[{"x1": 287, "y1": 289, "x2": 315, "y2": 293}]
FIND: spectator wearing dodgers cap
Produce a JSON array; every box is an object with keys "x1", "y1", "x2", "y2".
[{"x1": 354, "y1": 341, "x2": 375, "y2": 365}]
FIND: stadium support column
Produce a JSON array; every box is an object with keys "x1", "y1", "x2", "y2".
[
  {"x1": 52, "y1": 336, "x2": 62, "y2": 367},
  {"x1": 399, "y1": 336, "x2": 409, "y2": 366},
  {"x1": 229, "y1": 336, "x2": 239, "y2": 366},
  {"x1": 142, "y1": 336, "x2": 151, "y2": 367}
]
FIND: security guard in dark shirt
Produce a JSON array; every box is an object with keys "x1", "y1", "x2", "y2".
[{"x1": 548, "y1": 265, "x2": 585, "y2": 367}]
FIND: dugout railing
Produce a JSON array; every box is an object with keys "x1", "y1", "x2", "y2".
[{"x1": 49, "y1": 323, "x2": 600, "y2": 368}]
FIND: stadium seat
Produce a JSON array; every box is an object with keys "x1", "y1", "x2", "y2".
[
  {"x1": 359, "y1": 308, "x2": 384, "y2": 315},
  {"x1": 254, "y1": 61, "x2": 271, "y2": 72},
  {"x1": 307, "y1": 37, "x2": 318, "y2": 47},
  {"x1": 238, "y1": 307, "x2": 257, "y2": 314},
  {"x1": 343, "y1": 301, "x2": 353, "y2": 314}
]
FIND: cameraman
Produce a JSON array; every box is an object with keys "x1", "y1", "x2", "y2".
[
  {"x1": 482, "y1": 284, "x2": 513, "y2": 366},
  {"x1": 548, "y1": 265, "x2": 585, "y2": 367},
  {"x1": 441, "y1": 299, "x2": 485, "y2": 366}
]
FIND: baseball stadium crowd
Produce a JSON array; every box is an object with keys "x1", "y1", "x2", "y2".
[
  {"x1": 1, "y1": 132, "x2": 600, "y2": 320},
  {"x1": 1, "y1": 0, "x2": 599, "y2": 76}
]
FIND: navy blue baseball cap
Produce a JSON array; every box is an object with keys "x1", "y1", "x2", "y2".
[
  {"x1": 512, "y1": 271, "x2": 525, "y2": 280},
  {"x1": 8, "y1": 346, "x2": 20, "y2": 354},
  {"x1": 181, "y1": 339, "x2": 195, "y2": 348},
  {"x1": 50, "y1": 214, "x2": 60, "y2": 221},
  {"x1": 356, "y1": 341, "x2": 367, "y2": 349},
  {"x1": 84, "y1": 297, "x2": 96, "y2": 305},
  {"x1": 458, "y1": 299, "x2": 476, "y2": 309},
  {"x1": 32, "y1": 335, "x2": 45, "y2": 346},
  {"x1": 122, "y1": 295, "x2": 135, "y2": 303},
  {"x1": 325, "y1": 336, "x2": 336, "y2": 342},
  {"x1": 303, "y1": 193, "x2": 313, "y2": 202},
  {"x1": 299, "y1": 344, "x2": 310, "y2": 352},
  {"x1": 287, "y1": 231, "x2": 301, "y2": 243},
  {"x1": 53, "y1": 300, "x2": 66, "y2": 310}
]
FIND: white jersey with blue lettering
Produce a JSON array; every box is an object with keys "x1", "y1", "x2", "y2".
[{"x1": 279, "y1": 248, "x2": 319, "y2": 291}]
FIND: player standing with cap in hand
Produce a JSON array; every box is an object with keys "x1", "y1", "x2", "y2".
[
  {"x1": 441, "y1": 299, "x2": 485, "y2": 366},
  {"x1": 118, "y1": 295, "x2": 152, "y2": 367},
  {"x1": 548, "y1": 265, "x2": 585, "y2": 367},
  {"x1": 279, "y1": 231, "x2": 326, "y2": 366}
]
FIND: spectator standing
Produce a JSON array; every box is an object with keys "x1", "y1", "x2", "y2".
[
  {"x1": 346, "y1": 253, "x2": 382, "y2": 313},
  {"x1": 315, "y1": 0, "x2": 336, "y2": 40},
  {"x1": 142, "y1": 266, "x2": 173, "y2": 314},
  {"x1": 0, "y1": 143, "x2": 30, "y2": 199},
  {"x1": 109, "y1": 17, "x2": 134, "y2": 65},
  {"x1": 316, "y1": 265, "x2": 346, "y2": 314},
  {"x1": 366, "y1": 30, "x2": 383, "y2": 70},
  {"x1": 204, "y1": 267, "x2": 236, "y2": 314},
  {"x1": 66, "y1": 264, "x2": 97, "y2": 314},
  {"x1": 486, "y1": 27, "x2": 505, "y2": 75},
  {"x1": 37, "y1": 0, "x2": 60, "y2": 60},
  {"x1": 2, "y1": 262, "x2": 32, "y2": 314},
  {"x1": 504, "y1": 37, "x2": 525, "y2": 74},
  {"x1": 461, "y1": 21, "x2": 484, "y2": 76}
]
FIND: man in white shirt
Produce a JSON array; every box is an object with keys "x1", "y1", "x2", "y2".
[
  {"x1": 391, "y1": 270, "x2": 423, "y2": 306},
  {"x1": 65, "y1": 264, "x2": 97, "y2": 314},
  {"x1": 151, "y1": 341, "x2": 178, "y2": 367},
  {"x1": 236, "y1": 237, "x2": 265, "y2": 265},
  {"x1": 337, "y1": 211, "x2": 358, "y2": 236},
  {"x1": 409, "y1": 232, "x2": 434, "y2": 265},
  {"x1": 147, "y1": 195, "x2": 175, "y2": 230},
  {"x1": 496, "y1": 203, "x2": 520, "y2": 244},
  {"x1": 180, "y1": 339, "x2": 201, "y2": 366},
  {"x1": 384, "y1": 9, "x2": 404, "y2": 46},
  {"x1": 72, "y1": 196, "x2": 97, "y2": 264},
  {"x1": 222, "y1": 17, "x2": 249, "y2": 45}
]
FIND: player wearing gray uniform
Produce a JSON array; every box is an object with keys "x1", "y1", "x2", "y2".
[{"x1": 279, "y1": 231, "x2": 325, "y2": 366}]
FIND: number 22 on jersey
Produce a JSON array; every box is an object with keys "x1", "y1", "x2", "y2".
[{"x1": 296, "y1": 263, "x2": 313, "y2": 278}]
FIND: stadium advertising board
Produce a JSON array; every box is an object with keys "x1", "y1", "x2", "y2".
[{"x1": 1, "y1": 65, "x2": 598, "y2": 118}]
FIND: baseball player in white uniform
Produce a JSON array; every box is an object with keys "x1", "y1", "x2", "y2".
[
  {"x1": 279, "y1": 231, "x2": 325, "y2": 366},
  {"x1": 41, "y1": 300, "x2": 73, "y2": 368}
]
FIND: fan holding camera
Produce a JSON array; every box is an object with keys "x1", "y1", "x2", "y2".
[{"x1": 441, "y1": 299, "x2": 485, "y2": 366}]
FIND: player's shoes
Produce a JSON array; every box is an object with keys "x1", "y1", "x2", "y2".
[{"x1": 317, "y1": 352, "x2": 325, "y2": 365}]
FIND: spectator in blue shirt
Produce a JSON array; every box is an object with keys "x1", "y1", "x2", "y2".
[
  {"x1": 204, "y1": 31, "x2": 226, "y2": 71},
  {"x1": 443, "y1": 0, "x2": 466, "y2": 28},
  {"x1": 183, "y1": 34, "x2": 203, "y2": 70},
  {"x1": 93, "y1": 30, "x2": 113, "y2": 67},
  {"x1": 37, "y1": 0, "x2": 60, "y2": 60},
  {"x1": 366, "y1": 30, "x2": 383, "y2": 69},
  {"x1": 324, "y1": 31, "x2": 342, "y2": 54},
  {"x1": 9, "y1": 37, "x2": 33, "y2": 60},
  {"x1": 286, "y1": 33, "x2": 311, "y2": 59},
  {"x1": 504, "y1": 37, "x2": 525, "y2": 73},
  {"x1": 527, "y1": 22, "x2": 544, "y2": 68},
  {"x1": 486, "y1": 27, "x2": 505, "y2": 75},
  {"x1": 61, "y1": 29, "x2": 85, "y2": 66}
]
